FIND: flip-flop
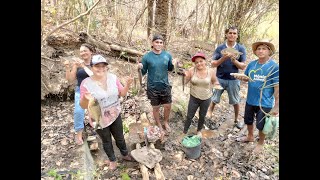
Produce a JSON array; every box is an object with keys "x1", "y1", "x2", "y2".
[{"x1": 236, "y1": 136, "x2": 254, "y2": 143}]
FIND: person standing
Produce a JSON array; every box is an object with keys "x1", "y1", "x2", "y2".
[
  {"x1": 80, "y1": 54, "x2": 134, "y2": 170},
  {"x1": 234, "y1": 40, "x2": 279, "y2": 153},
  {"x1": 64, "y1": 43, "x2": 95, "y2": 145},
  {"x1": 137, "y1": 34, "x2": 175, "y2": 135},
  {"x1": 206, "y1": 26, "x2": 247, "y2": 129},
  {"x1": 183, "y1": 52, "x2": 220, "y2": 136}
]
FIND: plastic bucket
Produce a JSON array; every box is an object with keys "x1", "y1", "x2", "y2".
[{"x1": 181, "y1": 135, "x2": 202, "y2": 159}]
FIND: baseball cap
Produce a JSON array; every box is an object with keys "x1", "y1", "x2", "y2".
[
  {"x1": 152, "y1": 34, "x2": 164, "y2": 42},
  {"x1": 90, "y1": 54, "x2": 108, "y2": 66},
  {"x1": 191, "y1": 52, "x2": 206, "y2": 62}
]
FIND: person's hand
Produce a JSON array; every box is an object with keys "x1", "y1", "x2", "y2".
[
  {"x1": 269, "y1": 106, "x2": 279, "y2": 116},
  {"x1": 125, "y1": 76, "x2": 134, "y2": 86},
  {"x1": 137, "y1": 63, "x2": 143, "y2": 70},
  {"x1": 64, "y1": 60, "x2": 70, "y2": 68}
]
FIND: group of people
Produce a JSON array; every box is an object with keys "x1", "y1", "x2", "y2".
[{"x1": 64, "y1": 26, "x2": 279, "y2": 170}]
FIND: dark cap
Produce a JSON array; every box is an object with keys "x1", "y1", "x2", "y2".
[
  {"x1": 152, "y1": 34, "x2": 164, "y2": 42},
  {"x1": 191, "y1": 52, "x2": 206, "y2": 62}
]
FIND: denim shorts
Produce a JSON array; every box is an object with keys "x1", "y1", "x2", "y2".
[
  {"x1": 211, "y1": 78, "x2": 240, "y2": 105},
  {"x1": 147, "y1": 86, "x2": 172, "y2": 106}
]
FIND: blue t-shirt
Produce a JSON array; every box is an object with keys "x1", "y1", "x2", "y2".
[
  {"x1": 141, "y1": 50, "x2": 174, "y2": 90},
  {"x1": 212, "y1": 43, "x2": 246, "y2": 80},
  {"x1": 244, "y1": 59, "x2": 279, "y2": 108}
]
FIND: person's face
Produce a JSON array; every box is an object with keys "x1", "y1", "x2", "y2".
[
  {"x1": 225, "y1": 29, "x2": 238, "y2": 42},
  {"x1": 194, "y1": 57, "x2": 206, "y2": 70},
  {"x1": 92, "y1": 63, "x2": 107, "y2": 76},
  {"x1": 80, "y1": 46, "x2": 93, "y2": 61},
  {"x1": 255, "y1": 45, "x2": 271, "y2": 58},
  {"x1": 152, "y1": 40, "x2": 164, "y2": 51}
]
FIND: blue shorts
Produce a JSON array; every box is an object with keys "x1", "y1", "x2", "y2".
[
  {"x1": 244, "y1": 102, "x2": 272, "y2": 131},
  {"x1": 211, "y1": 78, "x2": 240, "y2": 105}
]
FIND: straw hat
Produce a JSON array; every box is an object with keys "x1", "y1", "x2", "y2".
[{"x1": 252, "y1": 39, "x2": 276, "y2": 56}]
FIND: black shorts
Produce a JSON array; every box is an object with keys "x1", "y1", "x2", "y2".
[
  {"x1": 147, "y1": 86, "x2": 172, "y2": 106},
  {"x1": 244, "y1": 102, "x2": 272, "y2": 131}
]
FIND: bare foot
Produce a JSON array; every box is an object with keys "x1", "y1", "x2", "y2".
[
  {"x1": 108, "y1": 161, "x2": 117, "y2": 170},
  {"x1": 164, "y1": 123, "x2": 171, "y2": 133},
  {"x1": 75, "y1": 133, "x2": 84, "y2": 145},
  {"x1": 236, "y1": 136, "x2": 254, "y2": 143},
  {"x1": 104, "y1": 159, "x2": 110, "y2": 165},
  {"x1": 197, "y1": 131, "x2": 202, "y2": 138},
  {"x1": 122, "y1": 154, "x2": 134, "y2": 161},
  {"x1": 253, "y1": 144, "x2": 264, "y2": 154}
]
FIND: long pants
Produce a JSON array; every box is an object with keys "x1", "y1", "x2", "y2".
[
  {"x1": 96, "y1": 115, "x2": 128, "y2": 162},
  {"x1": 183, "y1": 95, "x2": 211, "y2": 134}
]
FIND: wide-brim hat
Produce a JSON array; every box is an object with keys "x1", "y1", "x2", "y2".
[
  {"x1": 252, "y1": 40, "x2": 276, "y2": 56},
  {"x1": 191, "y1": 52, "x2": 206, "y2": 62}
]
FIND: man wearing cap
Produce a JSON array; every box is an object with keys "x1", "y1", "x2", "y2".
[
  {"x1": 80, "y1": 54, "x2": 134, "y2": 170},
  {"x1": 207, "y1": 26, "x2": 247, "y2": 129},
  {"x1": 234, "y1": 40, "x2": 279, "y2": 153},
  {"x1": 137, "y1": 34, "x2": 175, "y2": 135}
]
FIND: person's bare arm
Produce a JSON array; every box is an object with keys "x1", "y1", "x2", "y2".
[
  {"x1": 270, "y1": 84, "x2": 279, "y2": 116},
  {"x1": 231, "y1": 57, "x2": 246, "y2": 70},
  {"x1": 119, "y1": 76, "x2": 134, "y2": 97},
  {"x1": 183, "y1": 67, "x2": 194, "y2": 84},
  {"x1": 64, "y1": 60, "x2": 79, "y2": 83},
  {"x1": 211, "y1": 53, "x2": 229, "y2": 67}
]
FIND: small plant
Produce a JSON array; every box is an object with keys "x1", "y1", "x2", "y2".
[
  {"x1": 121, "y1": 172, "x2": 131, "y2": 180},
  {"x1": 123, "y1": 123, "x2": 129, "y2": 134},
  {"x1": 47, "y1": 169, "x2": 62, "y2": 180}
]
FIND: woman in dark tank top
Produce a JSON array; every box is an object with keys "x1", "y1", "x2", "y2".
[{"x1": 63, "y1": 43, "x2": 96, "y2": 145}]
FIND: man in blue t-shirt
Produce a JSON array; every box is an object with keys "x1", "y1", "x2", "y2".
[
  {"x1": 137, "y1": 34, "x2": 175, "y2": 136},
  {"x1": 206, "y1": 26, "x2": 247, "y2": 129},
  {"x1": 234, "y1": 40, "x2": 279, "y2": 154}
]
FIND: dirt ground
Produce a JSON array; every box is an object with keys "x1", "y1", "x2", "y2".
[{"x1": 41, "y1": 56, "x2": 279, "y2": 180}]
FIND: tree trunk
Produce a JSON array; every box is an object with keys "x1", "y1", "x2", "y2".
[
  {"x1": 170, "y1": 0, "x2": 177, "y2": 29},
  {"x1": 154, "y1": 0, "x2": 169, "y2": 45},
  {"x1": 147, "y1": 0, "x2": 154, "y2": 39}
]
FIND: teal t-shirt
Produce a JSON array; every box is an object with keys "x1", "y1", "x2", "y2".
[
  {"x1": 141, "y1": 50, "x2": 174, "y2": 90},
  {"x1": 244, "y1": 59, "x2": 279, "y2": 108}
]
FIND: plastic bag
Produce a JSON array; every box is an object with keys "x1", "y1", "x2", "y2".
[
  {"x1": 262, "y1": 116, "x2": 279, "y2": 139},
  {"x1": 182, "y1": 135, "x2": 201, "y2": 148}
]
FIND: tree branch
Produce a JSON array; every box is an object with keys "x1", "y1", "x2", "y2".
[{"x1": 42, "y1": 0, "x2": 101, "y2": 43}]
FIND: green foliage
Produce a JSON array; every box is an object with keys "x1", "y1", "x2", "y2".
[
  {"x1": 130, "y1": 88, "x2": 139, "y2": 96},
  {"x1": 121, "y1": 172, "x2": 131, "y2": 180},
  {"x1": 47, "y1": 169, "x2": 62, "y2": 180},
  {"x1": 182, "y1": 62, "x2": 193, "y2": 69},
  {"x1": 123, "y1": 123, "x2": 129, "y2": 134}
]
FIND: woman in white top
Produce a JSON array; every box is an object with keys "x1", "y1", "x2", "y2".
[{"x1": 79, "y1": 54, "x2": 134, "y2": 170}]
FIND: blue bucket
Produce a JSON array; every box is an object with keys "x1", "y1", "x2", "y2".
[{"x1": 181, "y1": 135, "x2": 202, "y2": 159}]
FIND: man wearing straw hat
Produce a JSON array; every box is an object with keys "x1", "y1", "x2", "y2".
[{"x1": 233, "y1": 39, "x2": 279, "y2": 153}]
